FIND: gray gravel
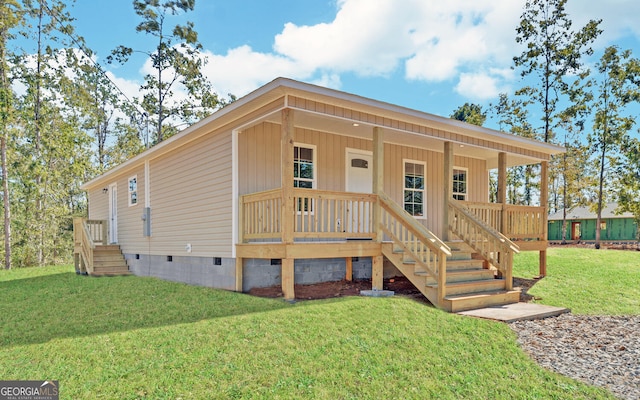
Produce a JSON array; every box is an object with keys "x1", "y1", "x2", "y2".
[{"x1": 509, "y1": 314, "x2": 640, "y2": 400}]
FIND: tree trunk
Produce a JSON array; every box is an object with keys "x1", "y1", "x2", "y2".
[{"x1": 1, "y1": 135, "x2": 10, "y2": 269}]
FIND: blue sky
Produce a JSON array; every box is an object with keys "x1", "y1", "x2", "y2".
[{"x1": 63, "y1": 0, "x2": 640, "y2": 131}]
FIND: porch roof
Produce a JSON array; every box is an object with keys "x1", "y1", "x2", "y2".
[{"x1": 82, "y1": 77, "x2": 564, "y2": 190}]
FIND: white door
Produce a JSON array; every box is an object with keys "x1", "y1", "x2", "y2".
[
  {"x1": 345, "y1": 149, "x2": 373, "y2": 234},
  {"x1": 109, "y1": 183, "x2": 118, "y2": 244},
  {"x1": 346, "y1": 150, "x2": 373, "y2": 193}
]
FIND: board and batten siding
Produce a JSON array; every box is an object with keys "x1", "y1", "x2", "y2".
[
  {"x1": 149, "y1": 129, "x2": 233, "y2": 257},
  {"x1": 239, "y1": 122, "x2": 488, "y2": 237}
]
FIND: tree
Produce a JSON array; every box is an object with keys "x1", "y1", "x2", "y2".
[
  {"x1": 492, "y1": 93, "x2": 538, "y2": 205},
  {"x1": 109, "y1": 0, "x2": 221, "y2": 144},
  {"x1": 514, "y1": 0, "x2": 601, "y2": 144},
  {"x1": 451, "y1": 103, "x2": 486, "y2": 126},
  {"x1": 617, "y1": 138, "x2": 640, "y2": 239},
  {"x1": 0, "y1": 0, "x2": 21, "y2": 269},
  {"x1": 587, "y1": 46, "x2": 640, "y2": 249}
]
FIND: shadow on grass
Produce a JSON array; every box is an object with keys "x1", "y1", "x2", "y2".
[{"x1": 0, "y1": 271, "x2": 290, "y2": 348}]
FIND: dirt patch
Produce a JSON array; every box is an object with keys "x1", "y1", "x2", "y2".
[
  {"x1": 513, "y1": 276, "x2": 542, "y2": 302},
  {"x1": 249, "y1": 276, "x2": 430, "y2": 304},
  {"x1": 249, "y1": 275, "x2": 537, "y2": 305}
]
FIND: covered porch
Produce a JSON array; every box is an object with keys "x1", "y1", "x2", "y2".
[{"x1": 235, "y1": 108, "x2": 554, "y2": 310}]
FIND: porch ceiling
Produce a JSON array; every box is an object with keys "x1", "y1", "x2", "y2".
[{"x1": 259, "y1": 109, "x2": 543, "y2": 169}]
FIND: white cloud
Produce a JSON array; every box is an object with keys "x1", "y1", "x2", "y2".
[{"x1": 117, "y1": 0, "x2": 640, "y2": 103}]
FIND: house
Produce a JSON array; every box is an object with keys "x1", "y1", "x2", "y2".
[
  {"x1": 548, "y1": 203, "x2": 638, "y2": 242},
  {"x1": 74, "y1": 77, "x2": 564, "y2": 312}
]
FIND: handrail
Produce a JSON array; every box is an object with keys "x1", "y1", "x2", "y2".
[
  {"x1": 448, "y1": 199, "x2": 518, "y2": 289},
  {"x1": 379, "y1": 192, "x2": 451, "y2": 302},
  {"x1": 379, "y1": 193, "x2": 451, "y2": 256},
  {"x1": 73, "y1": 217, "x2": 105, "y2": 275}
]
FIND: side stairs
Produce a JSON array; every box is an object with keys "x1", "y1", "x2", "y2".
[
  {"x1": 91, "y1": 245, "x2": 131, "y2": 276},
  {"x1": 382, "y1": 241, "x2": 520, "y2": 312}
]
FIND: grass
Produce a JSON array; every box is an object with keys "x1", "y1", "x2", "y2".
[
  {"x1": 0, "y1": 263, "x2": 617, "y2": 399},
  {"x1": 513, "y1": 247, "x2": 640, "y2": 315}
]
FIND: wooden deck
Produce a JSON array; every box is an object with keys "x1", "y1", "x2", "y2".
[{"x1": 237, "y1": 188, "x2": 548, "y2": 311}]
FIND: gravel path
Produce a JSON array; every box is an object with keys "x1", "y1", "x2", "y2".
[{"x1": 510, "y1": 314, "x2": 640, "y2": 400}]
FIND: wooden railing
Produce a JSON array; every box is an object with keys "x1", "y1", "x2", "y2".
[
  {"x1": 240, "y1": 189, "x2": 282, "y2": 240},
  {"x1": 293, "y1": 188, "x2": 376, "y2": 239},
  {"x1": 465, "y1": 202, "x2": 545, "y2": 241},
  {"x1": 73, "y1": 218, "x2": 107, "y2": 274},
  {"x1": 239, "y1": 188, "x2": 377, "y2": 241},
  {"x1": 448, "y1": 199, "x2": 519, "y2": 290},
  {"x1": 503, "y1": 205, "x2": 545, "y2": 240},
  {"x1": 379, "y1": 192, "x2": 451, "y2": 302}
]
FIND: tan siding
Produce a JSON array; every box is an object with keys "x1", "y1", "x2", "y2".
[
  {"x1": 454, "y1": 155, "x2": 489, "y2": 203},
  {"x1": 117, "y1": 166, "x2": 147, "y2": 254},
  {"x1": 238, "y1": 122, "x2": 281, "y2": 195},
  {"x1": 88, "y1": 188, "x2": 108, "y2": 220},
  {"x1": 150, "y1": 130, "x2": 233, "y2": 257}
]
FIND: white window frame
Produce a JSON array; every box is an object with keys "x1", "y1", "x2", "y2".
[
  {"x1": 403, "y1": 159, "x2": 426, "y2": 219},
  {"x1": 294, "y1": 143, "x2": 316, "y2": 213},
  {"x1": 128, "y1": 175, "x2": 138, "y2": 207},
  {"x1": 452, "y1": 167, "x2": 468, "y2": 201}
]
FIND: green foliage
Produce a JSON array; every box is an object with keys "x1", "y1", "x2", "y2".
[
  {"x1": 0, "y1": 266, "x2": 615, "y2": 399},
  {"x1": 514, "y1": 0, "x2": 602, "y2": 143},
  {"x1": 108, "y1": 0, "x2": 221, "y2": 143},
  {"x1": 585, "y1": 46, "x2": 640, "y2": 248},
  {"x1": 450, "y1": 103, "x2": 486, "y2": 126},
  {"x1": 514, "y1": 248, "x2": 640, "y2": 315}
]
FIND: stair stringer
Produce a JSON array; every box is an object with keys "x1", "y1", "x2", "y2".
[{"x1": 381, "y1": 243, "x2": 441, "y2": 308}]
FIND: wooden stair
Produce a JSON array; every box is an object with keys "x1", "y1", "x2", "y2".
[
  {"x1": 382, "y1": 241, "x2": 520, "y2": 312},
  {"x1": 91, "y1": 245, "x2": 131, "y2": 276}
]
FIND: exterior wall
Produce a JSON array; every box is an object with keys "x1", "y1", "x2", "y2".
[
  {"x1": 549, "y1": 218, "x2": 638, "y2": 241},
  {"x1": 149, "y1": 130, "x2": 233, "y2": 257},
  {"x1": 88, "y1": 127, "x2": 233, "y2": 258},
  {"x1": 88, "y1": 164, "x2": 146, "y2": 253},
  {"x1": 239, "y1": 122, "x2": 489, "y2": 237}
]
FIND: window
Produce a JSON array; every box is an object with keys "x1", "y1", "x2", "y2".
[
  {"x1": 294, "y1": 144, "x2": 315, "y2": 212},
  {"x1": 128, "y1": 176, "x2": 138, "y2": 206},
  {"x1": 453, "y1": 168, "x2": 468, "y2": 201},
  {"x1": 294, "y1": 145, "x2": 315, "y2": 189},
  {"x1": 404, "y1": 161, "x2": 425, "y2": 218}
]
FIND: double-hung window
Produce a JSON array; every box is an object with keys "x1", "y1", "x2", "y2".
[
  {"x1": 293, "y1": 144, "x2": 315, "y2": 212},
  {"x1": 452, "y1": 168, "x2": 468, "y2": 201},
  {"x1": 403, "y1": 160, "x2": 425, "y2": 218}
]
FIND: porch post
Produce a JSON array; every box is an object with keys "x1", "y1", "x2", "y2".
[
  {"x1": 497, "y1": 152, "x2": 507, "y2": 233},
  {"x1": 372, "y1": 255, "x2": 384, "y2": 290},
  {"x1": 281, "y1": 108, "x2": 295, "y2": 300},
  {"x1": 372, "y1": 126, "x2": 384, "y2": 242},
  {"x1": 442, "y1": 141, "x2": 453, "y2": 241},
  {"x1": 372, "y1": 127, "x2": 384, "y2": 290},
  {"x1": 539, "y1": 160, "x2": 549, "y2": 277}
]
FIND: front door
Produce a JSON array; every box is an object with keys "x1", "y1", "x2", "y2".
[
  {"x1": 571, "y1": 222, "x2": 581, "y2": 241},
  {"x1": 109, "y1": 183, "x2": 118, "y2": 244},
  {"x1": 346, "y1": 149, "x2": 373, "y2": 233}
]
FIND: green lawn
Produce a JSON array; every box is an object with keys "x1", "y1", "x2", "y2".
[
  {"x1": 513, "y1": 247, "x2": 640, "y2": 315},
  {"x1": 0, "y1": 259, "x2": 623, "y2": 399}
]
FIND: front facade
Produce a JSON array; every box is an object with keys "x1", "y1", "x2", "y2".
[
  {"x1": 75, "y1": 78, "x2": 564, "y2": 311},
  {"x1": 548, "y1": 204, "x2": 638, "y2": 242}
]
